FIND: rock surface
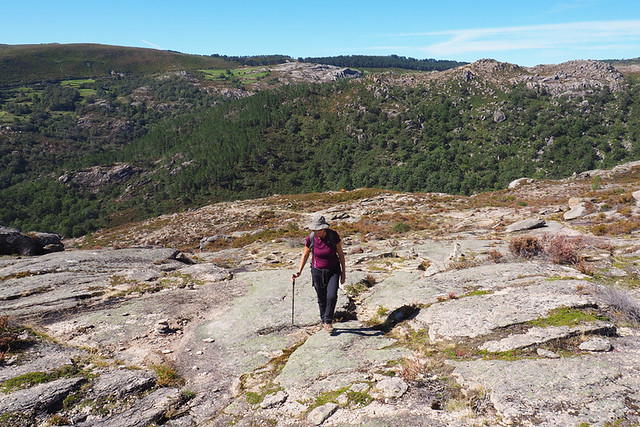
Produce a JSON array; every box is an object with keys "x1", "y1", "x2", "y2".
[{"x1": 2, "y1": 162, "x2": 640, "y2": 426}]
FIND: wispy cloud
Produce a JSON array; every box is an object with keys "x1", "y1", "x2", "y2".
[
  {"x1": 395, "y1": 20, "x2": 640, "y2": 57},
  {"x1": 141, "y1": 39, "x2": 165, "y2": 50},
  {"x1": 548, "y1": 0, "x2": 603, "y2": 14}
]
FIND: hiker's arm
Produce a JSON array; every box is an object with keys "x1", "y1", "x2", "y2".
[
  {"x1": 293, "y1": 246, "x2": 311, "y2": 281},
  {"x1": 337, "y1": 241, "x2": 346, "y2": 284}
]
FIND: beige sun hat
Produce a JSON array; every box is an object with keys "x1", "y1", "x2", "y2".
[{"x1": 308, "y1": 213, "x2": 330, "y2": 230}]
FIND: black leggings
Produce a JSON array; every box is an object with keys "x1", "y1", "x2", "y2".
[{"x1": 311, "y1": 266, "x2": 340, "y2": 324}]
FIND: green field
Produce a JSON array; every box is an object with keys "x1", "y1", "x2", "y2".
[
  {"x1": 61, "y1": 79, "x2": 97, "y2": 97},
  {"x1": 199, "y1": 67, "x2": 270, "y2": 83}
]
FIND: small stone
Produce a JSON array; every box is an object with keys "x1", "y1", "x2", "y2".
[
  {"x1": 579, "y1": 338, "x2": 613, "y2": 352},
  {"x1": 308, "y1": 403, "x2": 338, "y2": 425},
  {"x1": 371, "y1": 377, "x2": 408, "y2": 400},
  {"x1": 202, "y1": 338, "x2": 215, "y2": 343},
  {"x1": 260, "y1": 390, "x2": 288, "y2": 409},
  {"x1": 537, "y1": 348, "x2": 561, "y2": 359},
  {"x1": 161, "y1": 349, "x2": 172, "y2": 354}
]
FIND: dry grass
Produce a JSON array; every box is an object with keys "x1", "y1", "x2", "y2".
[
  {"x1": 509, "y1": 235, "x2": 543, "y2": 258},
  {"x1": 0, "y1": 315, "x2": 18, "y2": 364},
  {"x1": 487, "y1": 249, "x2": 503, "y2": 263},
  {"x1": 596, "y1": 285, "x2": 640, "y2": 326}
]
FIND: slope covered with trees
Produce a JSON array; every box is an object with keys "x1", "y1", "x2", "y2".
[{"x1": 1, "y1": 45, "x2": 639, "y2": 238}]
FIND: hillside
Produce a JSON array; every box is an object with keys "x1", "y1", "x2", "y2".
[
  {"x1": 1, "y1": 44, "x2": 640, "y2": 239},
  {"x1": 0, "y1": 44, "x2": 244, "y2": 86},
  {"x1": 1, "y1": 162, "x2": 640, "y2": 426}
]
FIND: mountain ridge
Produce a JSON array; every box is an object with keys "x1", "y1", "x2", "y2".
[{"x1": 1, "y1": 44, "x2": 640, "y2": 238}]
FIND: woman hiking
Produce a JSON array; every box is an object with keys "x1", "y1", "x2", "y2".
[{"x1": 292, "y1": 213, "x2": 346, "y2": 333}]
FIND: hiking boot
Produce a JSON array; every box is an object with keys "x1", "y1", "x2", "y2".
[{"x1": 323, "y1": 323, "x2": 334, "y2": 333}]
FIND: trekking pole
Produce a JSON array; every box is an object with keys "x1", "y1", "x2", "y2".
[{"x1": 291, "y1": 275, "x2": 296, "y2": 326}]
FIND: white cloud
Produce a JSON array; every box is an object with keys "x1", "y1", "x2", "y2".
[{"x1": 396, "y1": 20, "x2": 640, "y2": 56}]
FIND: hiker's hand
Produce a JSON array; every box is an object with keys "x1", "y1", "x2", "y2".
[
  {"x1": 292, "y1": 272, "x2": 301, "y2": 282},
  {"x1": 340, "y1": 271, "x2": 346, "y2": 285}
]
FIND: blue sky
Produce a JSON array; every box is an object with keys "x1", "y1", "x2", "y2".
[{"x1": 2, "y1": 0, "x2": 639, "y2": 66}]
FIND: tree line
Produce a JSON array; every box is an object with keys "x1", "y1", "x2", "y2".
[{"x1": 301, "y1": 54, "x2": 467, "y2": 71}]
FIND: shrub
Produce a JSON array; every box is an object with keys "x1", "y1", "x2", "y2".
[
  {"x1": 152, "y1": 363, "x2": 184, "y2": 387},
  {"x1": 591, "y1": 223, "x2": 608, "y2": 236},
  {"x1": 393, "y1": 222, "x2": 410, "y2": 233},
  {"x1": 509, "y1": 235, "x2": 542, "y2": 258},
  {"x1": 546, "y1": 235, "x2": 584, "y2": 265},
  {"x1": 487, "y1": 249, "x2": 503, "y2": 263},
  {"x1": 0, "y1": 316, "x2": 18, "y2": 364}
]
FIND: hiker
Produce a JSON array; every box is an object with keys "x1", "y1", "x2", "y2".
[{"x1": 292, "y1": 213, "x2": 346, "y2": 333}]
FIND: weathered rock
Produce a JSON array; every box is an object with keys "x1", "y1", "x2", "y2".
[
  {"x1": 59, "y1": 163, "x2": 141, "y2": 194},
  {"x1": 371, "y1": 377, "x2": 409, "y2": 400},
  {"x1": 89, "y1": 369, "x2": 156, "y2": 398},
  {"x1": 308, "y1": 402, "x2": 339, "y2": 425},
  {"x1": 579, "y1": 338, "x2": 613, "y2": 352},
  {"x1": 480, "y1": 323, "x2": 616, "y2": 353},
  {"x1": 0, "y1": 377, "x2": 85, "y2": 416},
  {"x1": 179, "y1": 263, "x2": 232, "y2": 282},
  {"x1": 537, "y1": 348, "x2": 561, "y2": 359},
  {"x1": 33, "y1": 232, "x2": 64, "y2": 253},
  {"x1": 0, "y1": 248, "x2": 186, "y2": 322},
  {"x1": 633, "y1": 190, "x2": 640, "y2": 207},
  {"x1": 3, "y1": 168, "x2": 640, "y2": 427},
  {"x1": 505, "y1": 218, "x2": 546, "y2": 232},
  {"x1": 410, "y1": 281, "x2": 594, "y2": 342},
  {"x1": 508, "y1": 177, "x2": 535, "y2": 189},
  {"x1": 77, "y1": 387, "x2": 182, "y2": 426},
  {"x1": 260, "y1": 390, "x2": 288, "y2": 409},
  {"x1": 564, "y1": 204, "x2": 588, "y2": 220},
  {"x1": 452, "y1": 348, "x2": 640, "y2": 426},
  {"x1": 493, "y1": 110, "x2": 506, "y2": 123},
  {"x1": 0, "y1": 226, "x2": 43, "y2": 256}
]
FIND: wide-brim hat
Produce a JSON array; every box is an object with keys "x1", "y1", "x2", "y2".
[{"x1": 308, "y1": 213, "x2": 330, "y2": 230}]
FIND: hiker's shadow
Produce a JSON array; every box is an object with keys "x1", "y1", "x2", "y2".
[{"x1": 331, "y1": 305, "x2": 421, "y2": 337}]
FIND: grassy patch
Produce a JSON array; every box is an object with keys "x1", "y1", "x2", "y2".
[
  {"x1": 151, "y1": 363, "x2": 184, "y2": 388},
  {"x1": 526, "y1": 307, "x2": 608, "y2": 328},
  {"x1": 240, "y1": 340, "x2": 305, "y2": 406},
  {"x1": 310, "y1": 387, "x2": 349, "y2": 410},
  {"x1": 0, "y1": 412, "x2": 34, "y2": 427},
  {"x1": 345, "y1": 390, "x2": 373, "y2": 407},
  {"x1": 344, "y1": 277, "x2": 375, "y2": 298},
  {"x1": 1, "y1": 364, "x2": 85, "y2": 393}
]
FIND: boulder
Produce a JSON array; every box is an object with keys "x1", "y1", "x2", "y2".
[
  {"x1": 493, "y1": 110, "x2": 507, "y2": 123},
  {"x1": 579, "y1": 338, "x2": 613, "y2": 352},
  {"x1": 371, "y1": 377, "x2": 409, "y2": 400},
  {"x1": 33, "y1": 232, "x2": 64, "y2": 253},
  {"x1": 0, "y1": 226, "x2": 43, "y2": 256},
  {"x1": 564, "y1": 204, "x2": 588, "y2": 220},
  {"x1": 633, "y1": 190, "x2": 640, "y2": 207},
  {"x1": 508, "y1": 178, "x2": 534, "y2": 189},
  {"x1": 506, "y1": 218, "x2": 546, "y2": 232}
]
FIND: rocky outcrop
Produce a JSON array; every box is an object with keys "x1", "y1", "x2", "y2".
[
  {"x1": 271, "y1": 62, "x2": 363, "y2": 83},
  {"x1": 2, "y1": 165, "x2": 640, "y2": 426},
  {"x1": 59, "y1": 163, "x2": 141, "y2": 193},
  {"x1": 525, "y1": 60, "x2": 626, "y2": 97},
  {"x1": 0, "y1": 226, "x2": 63, "y2": 256}
]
